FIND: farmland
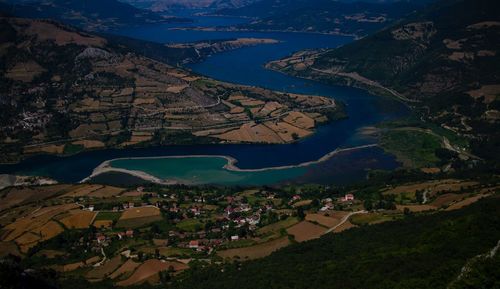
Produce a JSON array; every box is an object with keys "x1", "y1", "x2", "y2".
[
  {"x1": 0, "y1": 176, "x2": 496, "y2": 287},
  {"x1": 115, "y1": 206, "x2": 163, "y2": 228},
  {"x1": 59, "y1": 210, "x2": 97, "y2": 229},
  {"x1": 287, "y1": 221, "x2": 326, "y2": 242},
  {"x1": 116, "y1": 259, "x2": 188, "y2": 286},
  {"x1": 218, "y1": 237, "x2": 290, "y2": 260}
]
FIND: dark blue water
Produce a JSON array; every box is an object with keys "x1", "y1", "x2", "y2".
[{"x1": 0, "y1": 17, "x2": 409, "y2": 183}]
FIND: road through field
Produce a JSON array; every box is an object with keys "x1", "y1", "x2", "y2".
[{"x1": 324, "y1": 210, "x2": 367, "y2": 234}]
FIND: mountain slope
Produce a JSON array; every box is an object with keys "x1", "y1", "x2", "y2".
[
  {"x1": 268, "y1": 0, "x2": 500, "y2": 160},
  {"x1": 172, "y1": 197, "x2": 500, "y2": 289},
  {"x1": 0, "y1": 16, "x2": 341, "y2": 163},
  {"x1": 216, "y1": 0, "x2": 427, "y2": 36},
  {"x1": 0, "y1": 0, "x2": 191, "y2": 31},
  {"x1": 122, "y1": 0, "x2": 258, "y2": 11}
]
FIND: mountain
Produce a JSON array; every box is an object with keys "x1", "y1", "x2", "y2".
[
  {"x1": 100, "y1": 33, "x2": 279, "y2": 65},
  {"x1": 215, "y1": 0, "x2": 429, "y2": 36},
  {"x1": 0, "y1": 16, "x2": 341, "y2": 163},
  {"x1": 122, "y1": 0, "x2": 258, "y2": 11},
  {"x1": 268, "y1": 0, "x2": 500, "y2": 161},
  {"x1": 0, "y1": 0, "x2": 191, "y2": 31},
  {"x1": 209, "y1": 0, "x2": 258, "y2": 9}
]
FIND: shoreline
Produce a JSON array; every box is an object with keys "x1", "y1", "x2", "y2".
[
  {"x1": 81, "y1": 144, "x2": 378, "y2": 184},
  {"x1": 168, "y1": 26, "x2": 360, "y2": 39}
]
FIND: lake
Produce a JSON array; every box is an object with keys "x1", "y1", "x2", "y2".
[{"x1": 0, "y1": 16, "x2": 409, "y2": 185}]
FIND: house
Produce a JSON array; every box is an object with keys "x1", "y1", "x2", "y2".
[
  {"x1": 224, "y1": 206, "x2": 234, "y2": 216},
  {"x1": 239, "y1": 203, "x2": 251, "y2": 212},
  {"x1": 320, "y1": 202, "x2": 334, "y2": 212},
  {"x1": 246, "y1": 214, "x2": 260, "y2": 226},
  {"x1": 189, "y1": 240, "x2": 199, "y2": 249},
  {"x1": 126, "y1": 229, "x2": 134, "y2": 238},
  {"x1": 136, "y1": 186, "x2": 144, "y2": 192},
  {"x1": 190, "y1": 206, "x2": 201, "y2": 216},
  {"x1": 128, "y1": 202, "x2": 135, "y2": 208},
  {"x1": 88, "y1": 205, "x2": 94, "y2": 212},
  {"x1": 231, "y1": 235, "x2": 239, "y2": 241},
  {"x1": 341, "y1": 194, "x2": 355, "y2": 202},
  {"x1": 234, "y1": 217, "x2": 246, "y2": 226},
  {"x1": 96, "y1": 235, "x2": 106, "y2": 244},
  {"x1": 292, "y1": 195, "x2": 302, "y2": 201},
  {"x1": 169, "y1": 204, "x2": 179, "y2": 213}
]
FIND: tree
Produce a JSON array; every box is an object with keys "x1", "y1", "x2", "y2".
[
  {"x1": 150, "y1": 223, "x2": 160, "y2": 234},
  {"x1": 364, "y1": 200, "x2": 373, "y2": 211},
  {"x1": 416, "y1": 190, "x2": 424, "y2": 204},
  {"x1": 297, "y1": 207, "x2": 305, "y2": 220}
]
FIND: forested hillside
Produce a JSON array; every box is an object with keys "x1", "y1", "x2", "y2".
[
  {"x1": 216, "y1": 0, "x2": 427, "y2": 36},
  {"x1": 172, "y1": 197, "x2": 500, "y2": 289},
  {"x1": 0, "y1": 0, "x2": 190, "y2": 31},
  {"x1": 268, "y1": 0, "x2": 500, "y2": 162}
]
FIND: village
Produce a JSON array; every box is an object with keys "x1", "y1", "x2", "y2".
[
  {"x1": 0, "y1": 179, "x2": 495, "y2": 287},
  {"x1": 82, "y1": 186, "x2": 359, "y2": 257}
]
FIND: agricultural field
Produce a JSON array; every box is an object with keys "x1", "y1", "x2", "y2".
[
  {"x1": 379, "y1": 130, "x2": 442, "y2": 168},
  {"x1": 349, "y1": 213, "x2": 398, "y2": 226},
  {"x1": 139, "y1": 246, "x2": 192, "y2": 258},
  {"x1": 175, "y1": 218, "x2": 204, "y2": 232},
  {"x1": 109, "y1": 259, "x2": 141, "y2": 280},
  {"x1": 93, "y1": 220, "x2": 114, "y2": 229},
  {"x1": 61, "y1": 185, "x2": 125, "y2": 198},
  {"x1": 95, "y1": 211, "x2": 123, "y2": 222},
  {"x1": 257, "y1": 217, "x2": 299, "y2": 237},
  {"x1": 0, "y1": 176, "x2": 496, "y2": 288},
  {"x1": 58, "y1": 210, "x2": 97, "y2": 229},
  {"x1": 116, "y1": 259, "x2": 188, "y2": 286},
  {"x1": 116, "y1": 207, "x2": 162, "y2": 228},
  {"x1": 86, "y1": 255, "x2": 123, "y2": 281},
  {"x1": 286, "y1": 221, "x2": 326, "y2": 242},
  {"x1": 0, "y1": 203, "x2": 79, "y2": 252},
  {"x1": 0, "y1": 184, "x2": 73, "y2": 211},
  {"x1": 218, "y1": 237, "x2": 290, "y2": 260},
  {"x1": 383, "y1": 179, "x2": 479, "y2": 197},
  {"x1": 306, "y1": 212, "x2": 347, "y2": 228}
]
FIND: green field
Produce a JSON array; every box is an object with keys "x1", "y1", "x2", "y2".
[
  {"x1": 94, "y1": 211, "x2": 122, "y2": 222},
  {"x1": 349, "y1": 213, "x2": 398, "y2": 226},
  {"x1": 176, "y1": 218, "x2": 204, "y2": 232},
  {"x1": 380, "y1": 130, "x2": 442, "y2": 168}
]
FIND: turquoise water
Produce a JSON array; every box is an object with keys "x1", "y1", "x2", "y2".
[
  {"x1": 0, "y1": 15, "x2": 407, "y2": 185},
  {"x1": 111, "y1": 157, "x2": 306, "y2": 186}
]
